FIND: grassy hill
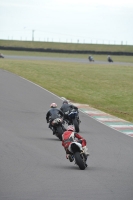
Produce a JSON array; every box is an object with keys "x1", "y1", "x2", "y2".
[{"x1": 0, "y1": 39, "x2": 133, "y2": 53}]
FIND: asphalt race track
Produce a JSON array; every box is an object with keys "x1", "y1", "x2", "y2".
[
  {"x1": 4, "y1": 54, "x2": 133, "y2": 66},
  {"x1": 0, "y1": 60, "x2": 133, "y2": 200}
]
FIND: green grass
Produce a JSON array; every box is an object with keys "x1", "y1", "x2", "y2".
[
  {"x1": 0, "y1": 58, "x2": 133, "y2": 123},
  {"x1": 0, "y1": 39, "x2": 133, "y2": 52}
]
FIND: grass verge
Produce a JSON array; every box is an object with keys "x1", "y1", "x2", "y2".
[
  {"x1": 0, "y1": 58, "x2": 133, "y2": 123},
  {"x1": 0, "y1": 39, "x2": 133, "y2": 52}
]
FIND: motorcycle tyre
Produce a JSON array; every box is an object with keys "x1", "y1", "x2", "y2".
[
  {"x1": 56, "y1": 126, "x2": 63, "y2": 141},
  {"x1": 73, "y1": 119, "x2": 79, "y2": 133},
  {"x1": 74, "y1": 152, "x2": 86, "y2": 170}
]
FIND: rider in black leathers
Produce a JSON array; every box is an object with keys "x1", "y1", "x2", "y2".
[
  {"x1": 60, "y1": 100, "x2": 80, "y2": 124},
  {"x1": 88, "y1": 55, "x2": 94, "y2": 62},
  {"x1": 46, "y1": 103, "x2": 64, "y2": 134},
  {"x1": 107, "y1": 55, "x2": 113, "y2": 62}
]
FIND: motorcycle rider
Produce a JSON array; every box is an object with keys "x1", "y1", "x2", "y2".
[
  {"x1": 88, "y1": 55, "x2": 94, "y2": 62},
  {"x1": 0, "y1": 53, "x2": 4, "y2": 58},
  {"x1": 46, "y1": 103, "x2": 64, "y2": 134},
  {"x1": 60, "y1": 100, "x2": 81, "y2": 124},
  {"x1": 107, "y1": 55, "x2": 113, "y2": 62},
  {"x1": 62, "y1": 125, "x2": 89, "y2": 162}
]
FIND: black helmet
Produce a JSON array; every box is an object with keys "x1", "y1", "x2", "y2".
[{"x1": 63, "y1": 100, "x2": 68, "y2": 104}]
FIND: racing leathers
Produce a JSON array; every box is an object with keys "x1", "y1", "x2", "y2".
[
  {"x1": 60, "y1": 103, "x2": 80, "y2": 124},
  {"x1": 46, "y1": 108, "x2": 64, "y2": 133},
  {"x1": 62, "y1": 130, "x2": 89, "y2": 161}
]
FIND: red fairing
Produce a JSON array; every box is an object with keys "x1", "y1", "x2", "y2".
[
  {"x1": 62, "y1": 131, "x2": 72, "y2": 150},
  {"x1": 62, "y1": 130, "x2": 86, "y2": 151}
]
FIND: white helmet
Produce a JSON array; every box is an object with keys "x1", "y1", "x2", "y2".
[{"x1": 50, "y1": 103, "x2": 57, "y2": 108}]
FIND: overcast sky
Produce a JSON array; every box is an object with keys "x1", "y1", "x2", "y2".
[{"x1": 0, "y1": 0, "x2": 133, "y2": 45}]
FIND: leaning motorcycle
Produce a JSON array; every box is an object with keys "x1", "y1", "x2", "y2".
[
  {"x1": 108, "y1": 57, "x2": 113, "y2": 62},
  {"x1": 0, "y1": 53, "x2": 4, "y2": 58},
  {"x1": 68, "y1": 142, "x2": 88, "y2": 170},
  {"x1": 64, "y1": 109, "x2": 80, "y2": 132},
  {"x1": 51, "y1": 117, "x2": 65, "y2": 141},
  {"x1": 88, "y1": 56, "x2": 94, "y2": 62}
]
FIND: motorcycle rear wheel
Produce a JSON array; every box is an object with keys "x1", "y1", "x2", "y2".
[
  {"x1": 74, "y1": 152, "x2": 86, "y2": 170},
  {"x1": 56, "y1": 126, "x2": 63, "y2": 141},
  {"x1": 73, "y1": 119, "x2": 79, "y2": 132}
]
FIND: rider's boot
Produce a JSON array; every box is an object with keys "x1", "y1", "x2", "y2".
[
  {"x1": 49, "y1": 124, "x2": 53, "y2": 130},
  {"x1": 52, "y1": 127, "x2": 56, "y2": 135},
  {"x1": 68, "y1": 154, "x2": 74, "y2": 162},
  {"x1": 78, "y1": 119, "x2": 81, "y2": 123},
  {"x1": 66, "y1": 154, "x2": 74, "y2": 162},
  {"x1": 82, "y1": 146, "x2": 90, "y2": 156}
]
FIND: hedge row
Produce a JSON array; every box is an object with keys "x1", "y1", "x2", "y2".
[{"x1": 0, "y1": 46, "x2": 133, "y2": 56}]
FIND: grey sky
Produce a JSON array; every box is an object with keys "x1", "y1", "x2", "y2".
[{"x1": 0, "y1": 0, "x2": 133, "y2": 45}]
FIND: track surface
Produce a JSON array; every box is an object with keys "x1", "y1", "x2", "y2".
[
  {"x1": 0, "y1": 65, "x2": 133, "y2": 200},
  {"x1": 4, "y1": 55, "x2": 133, "y2": 66}
]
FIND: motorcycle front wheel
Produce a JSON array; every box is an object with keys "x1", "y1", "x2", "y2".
[{"x1": 74, "y1": 152, "x2": 86, "y2": 170}]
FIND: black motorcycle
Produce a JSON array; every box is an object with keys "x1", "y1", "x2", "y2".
[
  {"x1": 68, "y1": 141, "x2": 88, "y2": 170},
  {"x1": 50, "y1": 117, "x2": 65, "y2": 141},
  {"x1": 88, "y1": 56, "x2": 94, "y2": 62},
  {"x1": 108, "y1": 57, "x2": 113, "y2": 62},
  {"x1": 64, "y1": 109, "x2": 80, "y2": 132}
]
